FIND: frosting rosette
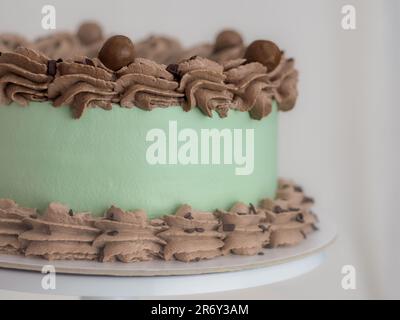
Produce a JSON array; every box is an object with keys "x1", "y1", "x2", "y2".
[
  {"x1": 0, "y1": 199, "x2": 36, "y2": 255},
  {"x1": 0, "y1": 47, "x2": 52, "y2": 106},
  {"x1": 217, "y1": 202, "x2": 270, "y2": 255},
  {"x1": 0, "y1": 34, "x2": 31, "y2": 53},
  {"x1": 158, "y1": 204, "x2": 225, "y2": 262},
  {"x1": 115, "y1": 58, "x2": 184, "y2": 110},
  {"x1": 176, "y1": 56, "x2": 234, "y2": 117},
  {"x1": 266, "y1": 55, "x2": 299, "y2": 112},
  {"x1": 20, "y1": 202, "x2": 101, "y2": 260},
  {"x1": 136, "y1": 36, "x2": 183, "y2": 65},
  {"x1": 224, "y1": 58, "x2": 275, "y2": 120},
  {"x1": 176, "y1": 43, "x2": 214, "y2": 63},
  {"x1": 34, "y1": 32, "x2": 86, "y2": 60},
  {"x1": 48, "y1": 57, "x2": 118, "y2": 118},
  {"x1": 93, "y1": 206, "x2": 166, "y2": 262},
  {"x1": 259, "y1": 182, "x2": 318, "y2": 247}
]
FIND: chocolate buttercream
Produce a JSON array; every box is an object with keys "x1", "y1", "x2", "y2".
[
  {"x1": 34, "y1": 32, "x2": 86, "y2": 60},
  {"x1": 115, "y1": 58, "x2": 184, "y2": 110},
  {"x1": 93, "y1": 206, "x2": 166, "y2": 262},
  {"x1": 0, "y1": 199, "x2": 36, "y2": 255},
  {"x1": 48, "y1": 57, "x2": 118, "y2": 118},
  {"x1": 0, "y1": 47, "x2": 52, "y2": 106},
  {"x1": 259, "y1": 180, "x2": 318, "y2": 247},
  {"x1": 0, "y1": 34, "x2": 31, "y2": 53},
  {"x1": 217, "y1": 202, "x2": 270, "y2": 255},
  {"x1": 176, "y1": 43, "x2": 214, "y2": 63},
  {"x1": 158, "y1": 205, "x2": 225, "y2": 262},
  {"x1": 20, "y1": 202, "x2": 100, "y2": 260},
  {"x1": 177, "y1": 56, "x2": 234, "y2": 117},
  {"x1": 136, "y1": 36, "x2": 183, "y2": 65}
]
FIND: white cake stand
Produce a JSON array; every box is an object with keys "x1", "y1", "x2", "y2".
[{"x1": 0, "y1": 217, "x2": 336, "y2": 298}]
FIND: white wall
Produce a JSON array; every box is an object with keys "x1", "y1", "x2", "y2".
[{"x1": 0, "y1": 0, "x2": 398, "y2": 299}]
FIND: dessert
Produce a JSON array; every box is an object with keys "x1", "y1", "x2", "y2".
[{"x1": 0, "y1": 22, "x2": 318, "y2": 263}]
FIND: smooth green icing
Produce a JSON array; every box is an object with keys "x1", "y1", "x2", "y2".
[{"x1": 0, "y1": 102, "x2": 278, "y2": 217}]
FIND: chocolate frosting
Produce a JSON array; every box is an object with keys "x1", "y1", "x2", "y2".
[
  {"x1": 20, "y1": 202, "x2": 100, "y2": 260},
  {"x1": 0, "y1": 34, "x2": 31, "y2": 53},
  {"x1": 93, "y1": 206, "x2": 166, "y2": 262},
  {"x1": 210, "y1": 45, "x2": 245, "y2": 64},
  {"x1": 136, "y1": 36, "x2": 183, "y2": 65},
  {"x1": 176, "y1": 43, "x2": 214, "y2": 63},
  {"x1": 115, "y1": 58, "x2": 184, "y2": 110},
  {"x1": 0, "y1": 199, "x2": 36, "y2": 255},
  {"x1": 34, "y1": 32, "x2": 86, "y2": 60},
  {"x1": 48, "y1": 57, "x2": 118, "y2": 118},
  {"x1": 0, "y1": 47, "x2": 52, "y2": 106},
  {"x1": 217, "y1": 202, "x2": 270, "y2": 255},
  {"x1": 177, "y1": 56, "x2": 234, "y2": 117},
  {"x1": 158, "y1": 204, "x2": 225, "y2": 262},
  {"x1": 259, "y1": 179, "x2": 318, "y2": 247}
]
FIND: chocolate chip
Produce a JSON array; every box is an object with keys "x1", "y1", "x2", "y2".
[
  {"x1": 289, "y1": 207, "x2": 300, "y2": 212},
  {"x1": 166, "y1": 63, "x2": 180, "y2": 79},
  {"x1": 273, "y1": 206, "x2": 284, "y2": 214},
  {"x1": 184, "y1": 228, "x2": 195, "y2": 233},
  {"x1": 47, "y1": 59, "x2": 57, "y2": 76},
  {"x1": 295, "y1": 213, "x2": 305, "y2": 223},
  {"x1": 84, "y1": 58, "x2": 95, "y2": 66},
  {"x1": 56, "y1": 58, "x2": 63, "y2": 63},
  {"x1": 107, "y1": 230, "x2": 119, "y2": 236},
  {"x1": 302, "y1": 196, "x2": 315, "y2": 204},
  {"x1": 311, "y1": 224, "x2": 319, "y2": 231},
  {"x1": 257, "y1": 251, "x2": 265, "y2": 256},
  {"x1": 68, "y1": 209, "x2": 74, "y2": 216},
  {"x1": 189, "y1": 55, "x2": 198, "y2": 60},
  {"x1": 300, "y1": 230, "x2": 307, "y2": 239},
  {"x1": 223, "y1": 224, "x2": 235, "y2": 232},
  {"x1": 259, "y1": 224, "x2": 269, "y2": 233},
  {"x1": 294, "y1": 185, "x2": 303, "y2": 193},
  {"x1": 184, "y1": 212, "x2": 193, "y2": 220},
  {"x1": 249, "y1": 203, "x2": 257, "y2": 215},
  {"x1": 195, "y1": 227, "x2": 205, "y2": 233}
]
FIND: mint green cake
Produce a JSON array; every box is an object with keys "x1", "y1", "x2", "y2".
[{"x1": 0, "y1": 102, "x2": 278, "y2": 217}]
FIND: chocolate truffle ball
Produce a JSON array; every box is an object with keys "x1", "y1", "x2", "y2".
[
  {"x1": 98, "y1": 35, "x2": 135, "y2": 71},
  {"x1": 214, "y1": 30, "x2": 243, "y2": 52},
  {"x1": 77, "y1": 22, "x2": 103, "y2": 45},
  {"x1": 244, "y1": 40, "x2": 282, "y2": 72}
]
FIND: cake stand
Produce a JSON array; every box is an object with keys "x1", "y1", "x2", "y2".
[{"x1": 0, "y1": 217, "x2": 336, "y2": 299}]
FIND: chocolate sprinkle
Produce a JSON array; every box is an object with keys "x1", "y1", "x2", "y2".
[
  {"x1": 257, "y1": 251, "x2": 264, "y2": 256},
  {"x1": 184, "y1": 228, "x2": 195, "y2": 233},
  {"x1": 184, "y1": 212, "x2": 194, "y2": 220},
  {"x1": 223, "y1": 224, "x2": 235, "y2": 232},
  {"x1": 249, "y1": 203, "x2": 257, "y2": 215},
  {"x1": 195, "y1": 227, "x2": 205, "y2": 233},
  {"x1": 84, "y1": 58, "x2": 95, "y2": 66},
  {"x1": 295, "y1": 213, "x2": 305, "y2": 223},
  {"x1": 311, "y1": 224, "x2": 319, "y2": 231},
  {"x1": 273, "y1": 206, "x2": 284, "y2": 214},
  {"x1": 68, "y1": 209, "x2": 74, "y2": 216},
  {"x1": 47, "y1": 59, "x2": 57, "y2": 76},
  {"x1": 294, "y1": 185, "x2": 303, "y2": 192},
  {"x1": 302, "y1": 196, "x2": 315, "y2": 204},
  {"x1": 107, "y1": 230, "x2": 119, "y2": 236},
  {"x1": 166, "y1": 63, "x2": 180, "y2": 79}
]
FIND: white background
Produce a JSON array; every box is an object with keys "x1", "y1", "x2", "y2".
[{"x1": 0, "y1": 0, "x2": 399, "y2": 299}]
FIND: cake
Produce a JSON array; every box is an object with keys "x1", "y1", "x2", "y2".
[{"x1": 0, "y1": 22, "x2": 318, "y2": 263}]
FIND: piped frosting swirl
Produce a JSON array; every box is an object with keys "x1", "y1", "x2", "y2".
[
  {"x1": 115, "y1": 58, "x2": 184, "y2": 110},
  {"x1": 158, "y1": 204, "x2": 225, "y2": 262},
  {"x1": 20, "y1": 202, "x2": 100, "y2": 260},
  {"x1": 0, "y1": 199, "x2": 36, "y2": 255},
  {"x1": 93, "y1": 206, "x2": 166, "y2": 262},
  {"x1": 0, "y1": 47, "x2": 52, "y2": 106},
  {"x1": 48, "y1": 57, "x2": 118, "y2": 118},
  {"x1": 217, "y1": 202, "x2": 270, "y2": 255}
]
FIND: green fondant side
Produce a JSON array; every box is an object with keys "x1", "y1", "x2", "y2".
[{"x1": 0, "y1": 102, "x2": 278, "y2": 217}]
